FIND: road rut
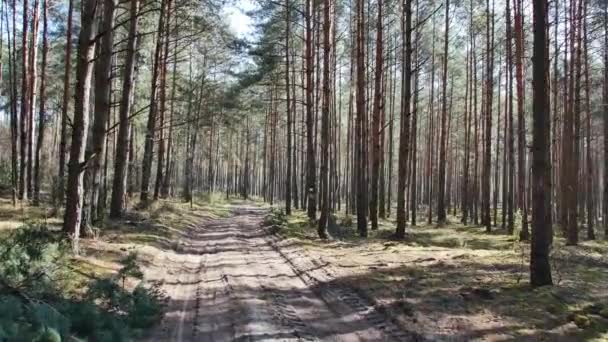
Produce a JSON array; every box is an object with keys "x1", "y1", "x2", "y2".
[{"x1": 144, "y1": 205, "x2": 410, "y2": 341}]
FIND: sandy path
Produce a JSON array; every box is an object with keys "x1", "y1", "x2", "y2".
[{"x1": 143, "y1": 205, "x2": 411, "y2": 342}]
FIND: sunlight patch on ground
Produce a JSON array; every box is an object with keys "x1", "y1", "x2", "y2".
[{"x1": 275, "y1": 210, "x2": 608, "y2": 341}]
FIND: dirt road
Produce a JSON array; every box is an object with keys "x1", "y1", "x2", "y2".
[{"x1": 143, "y1": 205, "x2": 415, "y2": 342}]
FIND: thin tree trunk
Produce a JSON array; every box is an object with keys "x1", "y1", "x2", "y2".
[
  {"x1": 19, "y1": 0, "x2": 29, "y2": 200},
  {"x1": 305, "y1": 0, "x2": 316, "y2": 220},
  {"x1": 318, "y1": 0, "x2": 331, "y2": 238},
  {"x1": 56, "y1": 0, "x2": 73, "y2": 211},
  {"x1": 437, "y1": 0, "x2": 450, "y2": 224},
  {"x1": 369, "y1": 0, "x2": 383, "y2": 230},
  {"x1": 33, "y1": 0, "x2": 48, "y2": 206},
  {"x1": 140, "y1": 0, "x2": 167, "y2": 203},
  {"x1": 285, "y1": 0, "x2": 292, "y2": 215},
  {"x1": 355, "y1": 0, "x2": 367, "y2": 237}
]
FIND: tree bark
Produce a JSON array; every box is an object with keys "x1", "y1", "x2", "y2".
[
  {"x1": 530, "y1": 0, "x2": 552, "y2": 286},
  {"x1": 140, "y1": 0, "x2": 167, "y2": 204},
  {"x1": 110, "y1": 0, "x2": 139, "y2": 218},
  {"x1": 355, "y1": 0, "x2": 367, "y2": 237},
  {"x1": 318, "y1": 0, "x2": 331, "y2": 238},
  {"x1": 33, "y1": 0, "x2": 48, "y2": 206},
  {"x1": 83, "y1": 0, "x2": 115, "y2": 228},
  {"x1": 56, "y1": 0, "x2": 73, "y2": 211},
  {"x1": 63, "y1": 0, "x2": 98, "y2": 248},
  {"x1": 370, "y1": 0, "x2": 383, "y2": 230},
  {"x1": 305, "y1": 0, "x2": 316, "y2": 220},
  {"x1": 437, "y1": 0, "x2": 450, "y2": 224},
  {"x1": 285, "y1": 0, "x2": 292, "y2": 215},
  {"x1": 395, "y1": 0, "x2": 411, "y2": 238}
]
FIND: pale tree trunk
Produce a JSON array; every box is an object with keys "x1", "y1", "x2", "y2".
[
  {"x1": 7, "y1": 0, "x2": 19, "y2": 206},
  {"x1": 26, "y1": 0, "x2": 40, "y2": 199},
  {"x1": 437, "y1": 0, "x2": 450, "y2": 224},
  {"x1": 285, "y1": 0, "x2": 292, "y2": 215},
  {"x1": 482, "y1": 0, "x2": 494, "y2": 231},
  {"x1": 33, "y1": 0, "x2": 48, "y2": 206},
  {"x1": 19, "y1": 0, "x2": 29, "y2": 200}
]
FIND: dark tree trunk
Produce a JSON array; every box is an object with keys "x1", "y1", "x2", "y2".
[
  {"x1": 110, "y1": 0, "x2": 139, "y2": 218},
  {"x1": 57, "y1": 0, "x2": 73, "y2": 211},
  {"x1": 318, "y1": 0, "x2": 331, "y2": 238},
  {"x1": 369, "y1": 0, "x2": 383, "y2": 230},
  {"x1": 305, "y1": 0, "x2": 316, "y2": 220},
  {"x1": 140, "y1": 0, "x2": 167, "y2": 204},
  {"x1": 83, "y1": 0, "x2": 115, "y2": 228},
  {"x1": 63, "y1": 0, "x2": 98, "y2": 248},
  {"x1": 530, "y1": 0, "x2": 552, "y2": 286},
  {"x1": 395, "y1": 0, "x2": 411, "y2": 238}
]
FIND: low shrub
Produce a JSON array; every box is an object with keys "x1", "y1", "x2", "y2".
[
  {"x1": 263, "y1": 208, "x2": 288, "y2": 234},
  {"x1": 0, "y1": 225, "x2": 167, "y2": 342}
]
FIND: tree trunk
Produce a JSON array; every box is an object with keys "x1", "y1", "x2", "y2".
[
  {"x1": 63, "y1": 0, "x2": 98, "y2": 249},
  {"x1": 110, "y1": 0, "x2": 139, "y2": 218},
  {"x1": 514, "y1": 0, "x2": 529, "y2": 240},
  {"x1": 369, "y1": 0, "x2": 383, "y2": 230},
  {"x1": 395, "y1": 0, "x2": 411, "y2": 238},
  {"x1": 285, "y1": 0, "x2": 292, "y2": 215},
  {"x1": 83, "y1": 0, "x2": 115, "y2": 228},
  {"x1": 354, "y1": 0, "x2": 367, "y2": 237},
  {"x1": 305, "y1": 0, "x2": 316, "y2": 220},
  {"x1": 140, "y1": 0, "x2": 167, "y2": 204},
  {"x1": 482, "y1": 0, "x2": 494, "y2": 231},
  {"x1": 603, "y1": 0, "x2": 608, "y2": 240},
  {"x1": 437, "y1": 0, "x2": 450, "y2": 224},
  {"x1": 33, "y1": 0, "x2": 48, "y2": 206},
  {"x1": 318, "y1": 0, "x2": 331, "y2": 238},
  {"x1": 57, "y1": 0, "x2": 73, "y2": 211},
  {"x1": 19, "y1": 0, "x2": 29, "y2": 200},
  {"x1": 530, "y1": 0, "x2": 552, "y2": 286}
]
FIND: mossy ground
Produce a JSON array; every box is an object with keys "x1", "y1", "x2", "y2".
[{"x1": 276, "y1": 209, "x2": 608, "y2": 341}]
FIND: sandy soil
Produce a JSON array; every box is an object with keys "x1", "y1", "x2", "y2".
[{"x1": 142, "y1": 205, "x2": 414, "y2": 342}]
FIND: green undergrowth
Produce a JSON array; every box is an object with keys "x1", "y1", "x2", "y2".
[{"x1": 0, "y1": 224, "x2": 167, "y2": 342}]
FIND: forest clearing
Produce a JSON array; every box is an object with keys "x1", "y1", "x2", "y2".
[{"x1": 0, "y1": 0, "x2": 607, "y2": 338}]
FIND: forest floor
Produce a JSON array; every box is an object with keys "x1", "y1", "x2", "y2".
[
  {"x1": 1, "y1": 194, "x2": 607, "y2": 341},
  {"x1": 277, "y1": 210, "x2": 608, "y2": 341}
]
